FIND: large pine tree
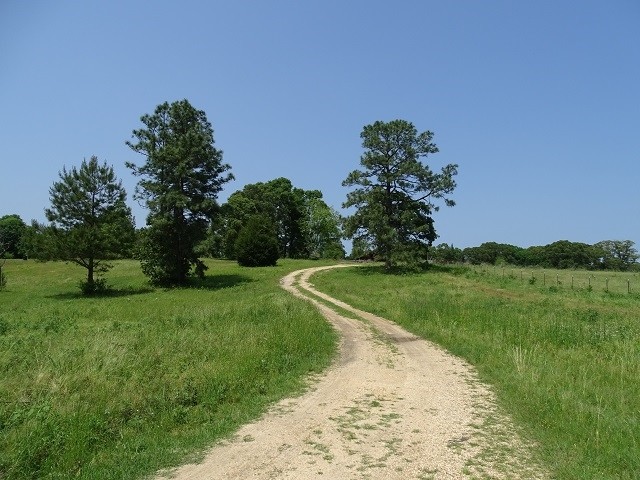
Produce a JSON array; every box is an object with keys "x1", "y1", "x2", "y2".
[
  {"x1": 126, "y1": 99, "x2": 233, "y2": 285},
  {"x1": 343, "y1": 120, "x2": 457, "y2": 270}
]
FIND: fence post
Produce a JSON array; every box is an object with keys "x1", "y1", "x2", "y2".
[
  {"x1": 605, "y1": 278, "x2": 609, "y2": 292},
  {"x1": 543, "y1": 271, "x2": 546, "y2": 286},
  {"x1": 628, "y1": 279, "x2": 631, "y2": 294}
]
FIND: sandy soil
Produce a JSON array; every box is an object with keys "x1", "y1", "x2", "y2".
[{"x1": 157, "y1": 265, "x2": 545, "y2": 479}]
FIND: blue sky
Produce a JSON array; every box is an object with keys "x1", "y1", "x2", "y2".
[{"x1": 1, "y1": 1, "x2": 638, "y2": 250}]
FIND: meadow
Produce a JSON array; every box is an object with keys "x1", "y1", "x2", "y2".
[
  {"x1": 312, "y1": 264, "x2": 640, "y2": 479},
  {"x1": 0, "y1": 259, "x2": 338, "y2": 479},
  {"x1": 471, "y1": 264, "x2": 640, "y2": 295}
]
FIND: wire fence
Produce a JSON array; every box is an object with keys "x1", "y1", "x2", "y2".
[{"x1": 472, "y1": 265, "x2": 639, "y2": 295}]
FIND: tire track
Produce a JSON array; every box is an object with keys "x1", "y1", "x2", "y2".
[{"x1": 157, "y1": 265, "x2": 545, "y2": 479}]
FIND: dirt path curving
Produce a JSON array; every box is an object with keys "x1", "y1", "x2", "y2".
[{"x1": 157, "y1": 265, "x2": 545, "y2": 479}]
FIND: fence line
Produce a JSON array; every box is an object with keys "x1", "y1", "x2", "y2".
[{"x1": 473, "y1": 265, "x2": 637, "y2": 295}]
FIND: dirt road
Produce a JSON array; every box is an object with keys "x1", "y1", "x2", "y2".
[{"x1": 158, "y1": 265, "x2": 544, "y2": 479}]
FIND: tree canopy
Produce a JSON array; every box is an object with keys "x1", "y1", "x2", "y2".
[
  {"x1": 594, "y1": 240, "x2": 639, "y2": 271},
  {"x1": 126, "y1": 99, "x2": 233, "y2": 285},
  {"x1": 234, "y1": 215, "x2": 280, "y2": 267},
  {"x1": 216, "y1": 177, "x2": 344, "y2": 260},
  {"x1": 343, "y1": 119, "x2": 457, "y2": 270},
  {"x1": 0, "y1": 214, "x2": 27, "y2": 259},
  {"x1": 454, "y1": 239, "x2": 639, "y2": 271},
  {"x1": 44, "y1": 156, "x2": 135, "y2": 293}
]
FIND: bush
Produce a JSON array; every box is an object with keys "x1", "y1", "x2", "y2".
[
  {"x1": 235, "y1": 216, "x2": 279, "y2": 267},
  {"x1": 79, "y1": 277, "x2": 108, "y2": 296}
]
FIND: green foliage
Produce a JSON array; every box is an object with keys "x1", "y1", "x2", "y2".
[
  {"x1": 135, "y1": 217, "x2": 209, "y2": 286},
  {"x1": 348, "y1": 236, "x2": 375, "y2": 260},
  {"x1": 304, "y1": 193, "x2": 345, "y2": 259},
  {"x1": 538, "y1": 240, "x2": 599, "y2": 269},
  {"x1": 44, "y1": 156, "x2": 135, "y2": 293},
  {"x1": 462, "y1": 240, "x2": 638, "y2": 271},
  {"x1": 78, "y1": 277, "x2": 108, "y2": 296},
  {"x1": 18, "y1": 221, "x2": 53, "y2": 261},
  {"x1": 594, "y1": 240, "x2": 639, "y2": 271},
  {"x1": 235, "y1": 215, "x2": 279, "y2": 267},
  {"x1": 430, "y1": 243, "x2": 464, "y2": 264},
  {"x1": 0, "y1": 215, "x2": 27, "y2": 259},
  {"x1": 0, "y1": 259, "x2": 337, "y2": 479},
  {"x1": 126, "y1": 99, "x2": 233, "y2": 285},
  {"x1": 463, "y1": 242, "x2": 527, "y2": 266},
  {"x1": 218, "y1": 178, "x2": 343, "y2": 260},
  {"x1": 342, "y1": 119, "x2": 457, "y2": 270}
]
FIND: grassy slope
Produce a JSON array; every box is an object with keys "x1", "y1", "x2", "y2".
[
  {"x1": 312, "y1": 265, "x2": 640, "y2": 480},
  {"x1": 0, "y1": 259, "x2": 338, "y2": 480}
]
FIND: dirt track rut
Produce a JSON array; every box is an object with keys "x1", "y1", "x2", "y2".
[{"x1": 157, "y1": 265, "x2": 544, "y2": 479}]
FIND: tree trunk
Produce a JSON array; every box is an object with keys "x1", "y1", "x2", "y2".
[{"x1": 87, "y1": 257, "x2": 94, "y2": 287}]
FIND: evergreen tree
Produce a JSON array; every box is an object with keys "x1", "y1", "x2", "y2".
[
  {"x1": 126, "y1": 99, "x2": 233, "y2": 285},
  {"x1": 45, "y1": 156, "x2": 134, "y2": 293},
  {"x1": 343, "y1": 120, "x2": 457, "y2": 270},
  {"x1": 235, "y1": 215, "x2": 279, "y2": 267}
]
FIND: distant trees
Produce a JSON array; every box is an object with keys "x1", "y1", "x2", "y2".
[
  {"x1": 127, "y1": 99, "x2": 233, "y2": 285},
  {"x1": 429, "y1": 243, "x2": 464, "y2": 264},
  {"x1": 215, "y1": 177, "x2": 344, "y2": 261},
  {"x1": 304, "y1": 191, "x2": 344, "y2": 259},
  {"x1": 453, "y1": 239, "x2": 639, "y2": 271},
  {"x1": 0, "y1": 214, "x2": 27, "y2": 259},
  {"x1": 235, "y1": 215, "x2": 280, "y2": 267},
  {"x1": 462, "y1": 242, "x2": 525, "y2": 266},
  {"x1": 219, "y1": 178, "x2": 306, "y2": 259},
  {"x1": 343, "y1": 120, "x2": 457, "y2": 270},
  {"x1": 594, "y1": 240, "x2": 639, "y2": 271},
  {"x1": 540, "y1": 241, "x2": 599, "y2": 269},
  {"x1": 44, "y1": 156, "x2": 135, "y2": 293}
]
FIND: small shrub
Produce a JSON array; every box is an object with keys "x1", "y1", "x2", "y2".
[
  {"x1": 79, "y1": 277, "x2": 108, "y2": 296},
  {"x1": 528, "y1": 276, "x2": 537, "y2": 285},
  {"x1": 235, "y1": 216, "x2": 279, "y2": 267}
]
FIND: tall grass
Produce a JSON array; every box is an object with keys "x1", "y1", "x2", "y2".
[
  {"x1": 312, "y1": 264, "x2": 640, "y2": 480},
  {"x1": 0, "y1": 259, "x2": 338, "y2": 479},
  {"x1": 473, "y1": 264, "x2": 640, "y2": 294}
]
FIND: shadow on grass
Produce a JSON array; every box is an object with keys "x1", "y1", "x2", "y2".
[
  {"x1": 48, "y1": 286, "x2": 155, "y2": 300},
  {"x1": 185, "y1": 273, "x2": 254, "y2": 290},
  {"x1": 348, "y1": 262, "x2": 469, "y2": 276},
  {"x1": 48, "y1": 274, "x2": 254, "y2": 299}
]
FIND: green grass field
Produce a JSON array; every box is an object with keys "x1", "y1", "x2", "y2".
[
  {"x1": 0, "y1": 259, "x2": 338, "y2": 479},
  {"x1": 3, "y1": 259, "x2": 639, "y2": 479},
  {"x1": 312, "y1": 264, "x2": 640, "y2": 480},
  {"x1": 471, "y1": 264, "x2": 640, "y2": 295}
]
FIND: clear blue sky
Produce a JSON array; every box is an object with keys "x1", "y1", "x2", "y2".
[{"x1": 1, "y1": 1, "x2": 638, "y2": 250}]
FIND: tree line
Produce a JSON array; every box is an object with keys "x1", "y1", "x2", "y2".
[
  {"x1": 430, "y1": 240, "x2": 640, "y2": 271},
  {"x1": 0, "y1": 100, "x2": 348, "y2": 293},
  {"x1": 1, "y1": 98, "x2": 636, "y2": 293}
]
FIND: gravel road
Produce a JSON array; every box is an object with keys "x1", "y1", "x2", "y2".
[{"x1": 157, "y1": 265, "x2": 545, "y2": 479}]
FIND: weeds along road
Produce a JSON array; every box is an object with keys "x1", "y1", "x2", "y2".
[{"x1": 157, "y1": 265, "x2": 545, "y2": 479}]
